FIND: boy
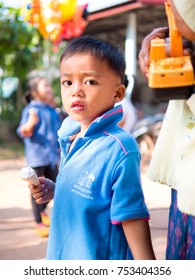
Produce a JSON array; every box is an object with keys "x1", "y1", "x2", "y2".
[{"x1": 29, "y1": 36, "x2": 155, "y2": 260}]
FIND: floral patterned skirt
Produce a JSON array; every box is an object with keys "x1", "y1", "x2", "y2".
[{"x1": 166, "y1": 189, "x2": 195, "y2": 260}]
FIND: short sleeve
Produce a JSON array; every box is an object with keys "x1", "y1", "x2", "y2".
[{"x1": 110, "y1": 152, "x2": 149, "y2": 222}]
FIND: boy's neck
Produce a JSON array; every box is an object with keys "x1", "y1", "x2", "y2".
[{"x1": 80, "y1": 122, "x2": 91, "y2": 136}]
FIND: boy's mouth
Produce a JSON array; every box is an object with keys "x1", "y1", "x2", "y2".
[{"x1": 71, "y1": 101, "x2": 86, "y2": 111}]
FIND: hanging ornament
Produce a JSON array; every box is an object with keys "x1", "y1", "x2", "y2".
[
  {"x1": 59, "y1": 0, "x2": 77, "y2": 22},
  {"x1": 21, "y1": 0, "x2": 88, "y2": 46},
  {"x1": 40, "y1": 0, "x2": 63, "y2": 42}
]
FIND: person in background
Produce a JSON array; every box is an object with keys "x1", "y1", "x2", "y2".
[
  {"x1": 17, "y1": 74, "x2": 62, "y2": 238},
  {"x1": 118, "y1": 74, "x2": 137, "y2": 133},
  {"x1": 28, "y1": 36, "x2": 156, "y2": 260},
  {"x1": 138, "y1": 0, "x2": 195, "y2": 259}
]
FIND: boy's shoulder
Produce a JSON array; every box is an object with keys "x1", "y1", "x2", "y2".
[{"x1": 105, "y1": 127, "x2": 139, "y2": 154}]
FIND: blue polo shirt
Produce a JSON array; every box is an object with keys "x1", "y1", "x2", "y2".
[
  {"x1": 17, "y1": 101, "x2": 62, "y2": 167},
  {"x1": 46, "y1": 105, "x2": 149, "y2": 260}
]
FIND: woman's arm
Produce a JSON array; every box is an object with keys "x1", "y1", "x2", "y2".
[{"x1": 169, "y1": 0, "x2": 195, "y2": 41}]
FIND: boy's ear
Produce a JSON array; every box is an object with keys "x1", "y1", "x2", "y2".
[{"x1": 114, "y1": 84, "x2": 125, "y2": 103}]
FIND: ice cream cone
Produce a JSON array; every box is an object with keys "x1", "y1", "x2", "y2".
[
  {"x1": 22, "y1": 174, "x2": 40, "y2": 186},
  {"x1": 20, "y1": 167, "x2": 40, "y2": 186}
]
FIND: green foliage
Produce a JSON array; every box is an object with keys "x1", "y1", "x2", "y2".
[
  {"x1": 0, "y1": 2, "x2": 45, "y2": 121},
  {"x1": 0, "y1": 2, "x2": 44, "y2": 79},
  {"x1": 0, "y1": 2, "x2": 67, "y2": 125}
]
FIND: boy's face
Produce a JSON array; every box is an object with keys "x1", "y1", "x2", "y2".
[{"x1": 60, "y1": 53, "x2": 125, "y2": 128}]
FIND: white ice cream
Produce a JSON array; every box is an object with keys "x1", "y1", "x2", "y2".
[
  {"x1": 20, "y1": 166, "x2": 40, "y2": 186},
  {"x1": 20, "y1": 166, "x2": 35, "y2": 178}
]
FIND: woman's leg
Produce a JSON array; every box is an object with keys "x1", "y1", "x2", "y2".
[{"x1": 166, "y1": 189, "x2": 195, "y2": 260}]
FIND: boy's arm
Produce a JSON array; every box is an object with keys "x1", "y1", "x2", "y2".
[
  {"x1": 20, "y1": 109, "x2": 39, "y2": 137},
  {"x1": 122, "y1": 219, "x2": 156, "y2": 260}
]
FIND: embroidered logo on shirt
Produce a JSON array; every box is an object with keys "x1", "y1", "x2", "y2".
[{"x1": 71, "y1": 171, "x2": 95, "y2": 199}]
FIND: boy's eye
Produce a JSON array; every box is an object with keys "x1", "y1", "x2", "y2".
[
  {"x1": 85, "y1": 80, "x2": 97, "y2": 85},
  {"x1": 62, "y1": 80, "x2": 72, "y2": 86}
]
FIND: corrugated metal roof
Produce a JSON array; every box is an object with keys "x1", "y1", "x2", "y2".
[
  {"x1": 139, "y1": 0, "x2": 165, "y2": 4},
  {"x1": 87, "y1": 0, "x2": 131, "y2": 13},
  {"x1": 88, "y1": 0, "x2": 165, "y2": 21},
  {"x1": 88, "y1": 2, "x2": 142, "y2": 21},
  {"x1": 88, "y1": 0, "x2": 165, "y2": 14}
]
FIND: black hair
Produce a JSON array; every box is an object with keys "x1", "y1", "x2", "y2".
[
  {"x1": 23, "y1": 76, "x2": 45, "y2": 104},
  {"x1": 60, "y1": 35, "x2": 126, "y2": 83}
]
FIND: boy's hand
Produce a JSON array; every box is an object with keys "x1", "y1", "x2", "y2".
[{"x1": 29, "y1": 177, "x2": 55, "y2": 204}]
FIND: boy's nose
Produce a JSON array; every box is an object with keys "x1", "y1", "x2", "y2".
[{"x1": 72, "y1": 84, "x2": 84, "y2": 97}]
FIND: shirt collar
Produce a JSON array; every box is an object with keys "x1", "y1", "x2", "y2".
[{"x1": 58, "y1": 105, "x2": 123, "y2": 139}]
